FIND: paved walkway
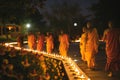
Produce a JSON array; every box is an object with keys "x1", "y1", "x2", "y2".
[{"x1": 68, "y1": 42, "x2": 120, "y2": 80}]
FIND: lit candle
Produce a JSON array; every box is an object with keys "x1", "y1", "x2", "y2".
[
  {"x1": 4, "y1": 41, "x2": 89, "y2": 80},
  {"x1": 5, "y1": 43, "x2": 9, "y2": 47},
  {"x1": 15, "y1": 47, "x2": 21, "y2": 50},
  {"x1": 80, "y1": 74, "x2": 85, "y2": 79}
]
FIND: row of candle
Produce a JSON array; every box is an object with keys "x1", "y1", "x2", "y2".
[{"x1": 4, "y1": 42, "x2": 91, "y2": 80}]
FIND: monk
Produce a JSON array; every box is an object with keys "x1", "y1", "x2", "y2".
[
  {"x1": 46, "y1": 32, "x2": 54, "y2": 53},
  {"x1": 28, "y1": 32, "x2": 36, "y2": 50},
  {"x1": 59, "y1": 30, "x2": 69, "y2": 57},
  {"x1": 80, "y1": 27, "x2": 88, "y2": 61},
  {"x1": 103, "y1": 21, "x2": 120, "y2": 77},
  {"x1": 102, "y1": 21, "x2": 113, "y2": 41},
  {"x1": 17, "y1": 33, "x2": 24, "y2": 47},
  {"x1": 85, "y1": 22, "x2": 99, "y2": 70},
  {"x1": 37, "y1": 32, "x2": 45, "y2": 51}
]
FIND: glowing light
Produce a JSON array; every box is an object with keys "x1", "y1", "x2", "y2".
[
  {"x1": 75, "y1": 68, "x2": 79, "y2": 72},
  {"x1": 15, "y1": 47, "x2": 21, "y2": 50},
  {"x1": 80, "y1": 75, "x2": 85, "y2": 78},
  {"x1": 5, "y1": 43, "x2": 9, "y2": 46},
  {"x1": 26, "y1": 23, "x2": 31, "y2": 28},
  {"x1": 74, "y1": 22, "x2": 77, "y2": 26},
  {"x1": 4, "y1": 41, "x2": 90, "y2": 80},
  {"x1": 8, "y1": 26, "x2": 13, "y2": 30},
  {"x1": 74, "y1": 59, "x2": 78, "y2": 62}
]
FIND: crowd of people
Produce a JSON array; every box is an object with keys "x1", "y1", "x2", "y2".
[
  {"x1": 17, "y1": 30, "x2": 69, "y2": 56},
  {"x1": 17, "y1": 21, "x2": 120, "y2": 77},
  {"x1": 80, "y1": 21, "x2": 120, "y2": 77},
  {"x1": 81, "y1": 21, "x2": 99, "y2": 71}
]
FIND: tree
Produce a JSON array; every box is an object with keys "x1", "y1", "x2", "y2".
[
  {"x1": 90, "y1": 0, "x2": 120, "y2": 35},
  {"x1": 43, "y1": 0, "x2": 86, "y2": 39},
  {"x1": 0, "y1": 0, "x2": 47, "y2": 27}
]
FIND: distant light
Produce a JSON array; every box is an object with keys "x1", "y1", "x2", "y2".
[
  {"x1": 26, "y1": 23, "x2": 31, "y2": 28},
  {"x1": 74, "y1": 23, "x2": 77, "y2": 26},
  {"x1": 74, "y1": 59, "x2": 78, "y2": 62},
  {"x1": 74, "y1": 55, "x2": 77, "y2": 56}
]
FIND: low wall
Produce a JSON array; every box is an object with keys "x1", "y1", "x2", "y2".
[{"x1": 4, "y1": 42, "x2": 90, "y2": 80}]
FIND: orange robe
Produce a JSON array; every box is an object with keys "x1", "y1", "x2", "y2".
[
  {"x1": 28, "y1": 34, "x2": 36, "y2": 50},
  {"x1": 80, "y1": 32, "x2": 87, "y2": 61},
  {"x1": 104, "y1": 28, "x2": 120, "y2": 72},
  {"x1": 85, "y1": 28, "x2": 99, "y2": 68},
  {"x1": 59, "y1": 34, "x2": 69, "y2": 57},
  {"x1": 46, "y1": 35, "x2": 54, "y2": 53},
  {"x1": 37, "y1": 34, "x2": 45, "y2": 51}
]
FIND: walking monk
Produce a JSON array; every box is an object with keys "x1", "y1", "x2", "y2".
[
  {"x1": 85, "y1": 21, "x2": 99, "y2": 70},
  {"x1": 80, "y1": 27, "x2": 87, "y2": 61},
  {"x1": 46, "y1": 32, "x2": 54, "y2": 53},
  {"x1": 102, "y1": 21, "x2": 113, "y2": 41},
  {"x1": 103, "y1": 21, "x2": 120, "y2": 77},
  {"x1": 59, "y1": 30, "x2": 69, "y2": 57},
  {"x1": 28, "y1": 32, "x2": 36, "y2": 50},
  {"x1": 37, "y1": 32, "x2": 45, "y2": 51},
  {"x1": 17, "y1": 33, "x2": 24, "y2": 47}
]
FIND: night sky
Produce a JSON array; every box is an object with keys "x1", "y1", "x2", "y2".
[{"x1": 44, "y1": 0, "x2": 99, "y2": 16}]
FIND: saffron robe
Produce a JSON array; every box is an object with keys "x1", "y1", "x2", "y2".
[
  {"x1": 46, "y1": 35, "x2": 54, "y2": 53},
  {"x1": 85, "y1": 28, "x2": 99, "y2": 68},
  {"x1": 80, "y1": 32, "x2": 87, "y2": 61},
  {"x1": 37, "y1": 34, "x2": 45, "y2": 51},
  {"x1": 59, "y1": 34, "x2": 69, "y2": 57},
  {"x1": 28, "y1": 34, "x2": 36, "y2": 50}
]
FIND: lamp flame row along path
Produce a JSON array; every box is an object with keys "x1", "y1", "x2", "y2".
[{"x1": 4, "y1": 41, "x2": 91, "y2": 80}]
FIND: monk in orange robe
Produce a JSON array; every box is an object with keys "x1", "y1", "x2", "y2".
[
  {"x1": 59, "y1": 31, "x2": 69, "y2": 57},
  {"x1": 46, "y1": 32, "x2": 54, "y2": 53},
  {"x1": 85, "y1": 22, "x2": 99, "y2": 70},
  {"x1": 28, "y1": 32, "x2": 36, "y2": 50},
  {"x1": 103, "y1": 21, "x2": 120, "y2": 77},
  {"x1": 37, "y1": 32, "x2": 45, "y2": 51},
  {"x1": 80, "y1": 27, "x2": 87, "y2": 61}
]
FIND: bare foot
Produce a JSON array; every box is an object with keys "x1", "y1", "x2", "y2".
[{"x1": 108, "y1": 72, "x2": 112, "y2": 77}]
